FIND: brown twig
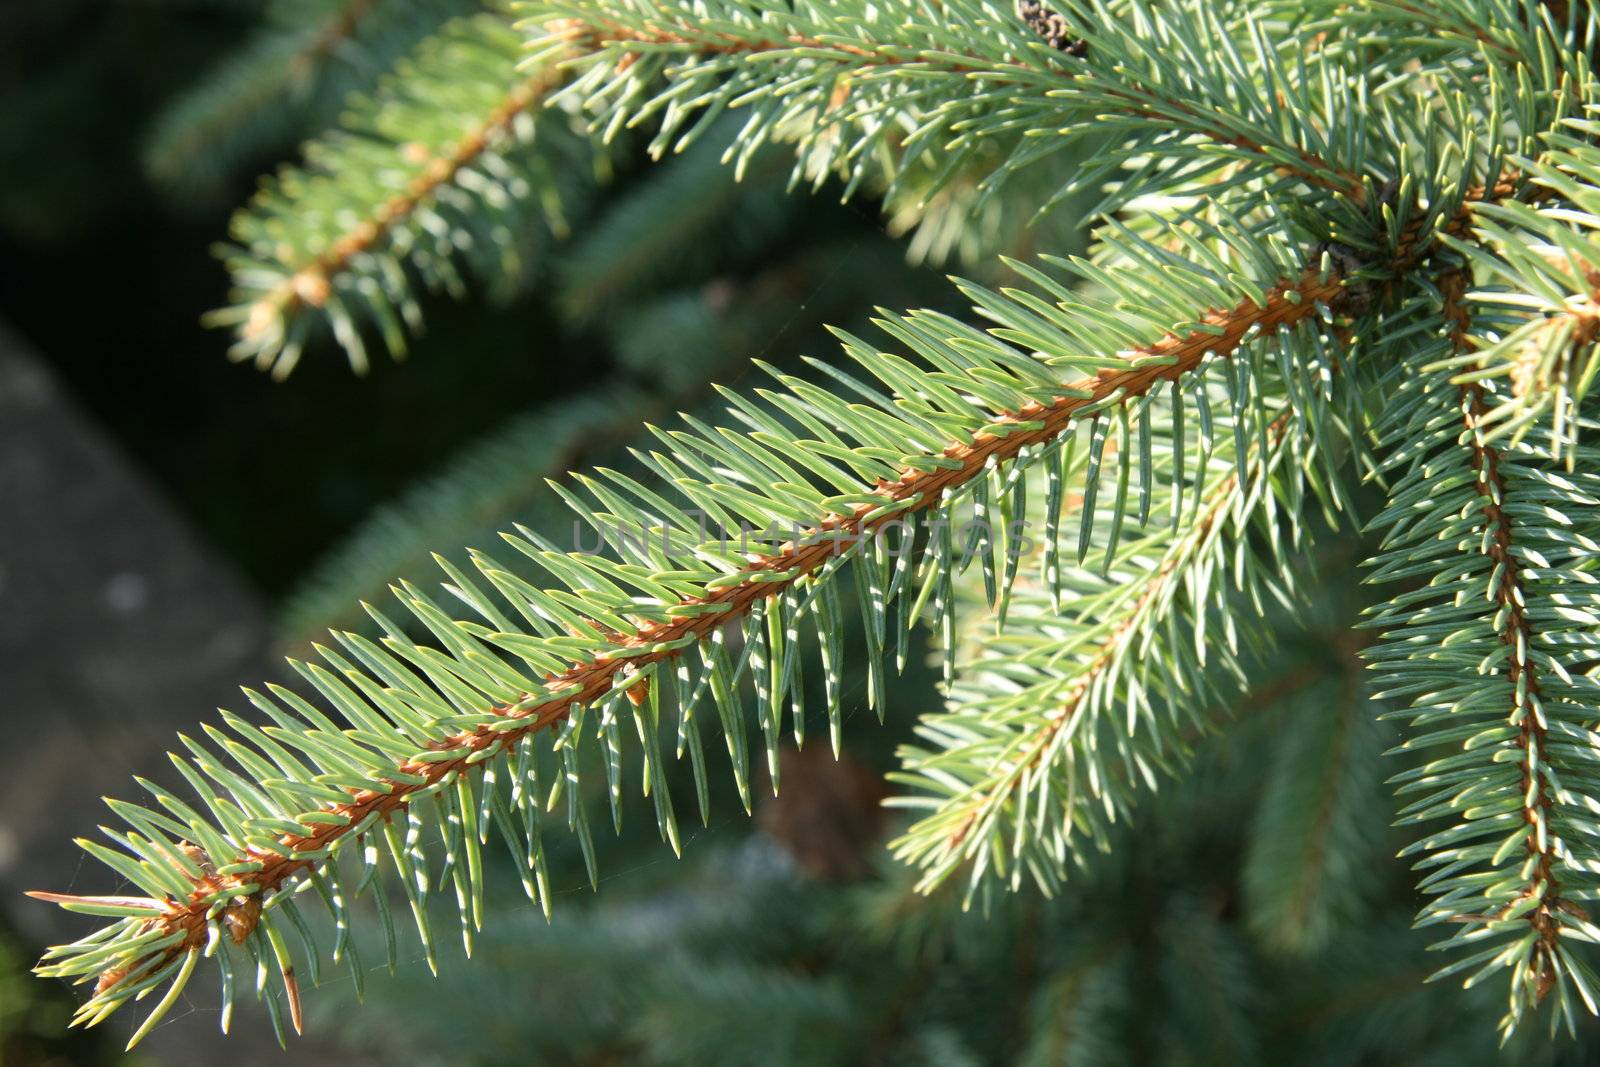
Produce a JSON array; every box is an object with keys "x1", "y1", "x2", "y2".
[{"x1": 1439, "y1": 268, "x2": 1564, "y2": 1001}]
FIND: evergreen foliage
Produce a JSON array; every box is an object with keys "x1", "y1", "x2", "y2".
[
  {"x1": 27, "y1": 0, "x2": 1600, "y2": 1053},
  {"x1": 211, "y1": 7, "x2": 598, "y2": 377},
  {"x1": 278, "y1": 115, "x2": 975, "y2": 639},
  {"x1": 144, "y1": 0, "x2": 470, "y2": 198}
]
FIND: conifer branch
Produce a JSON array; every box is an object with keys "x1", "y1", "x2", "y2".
[
  {"x1": 1242, "y1": 629, "x2": 1386, "y2": 957},
  {"x1": 1426, "y1": 141, "x2": 1600, "y2": 458},
  {"x1": 236, "y1": 66, "x2": 564, "y2": 359},
  {"x1": 223, "y1": 0, "x2": 1384, "y2": 376},
  {"x1": 1438, "y1": 269, "x2": 1564, "y2": 1007},
  {"x1": 889, "y1": 379, "x2": 1329, "y2": 896},
  {"x1": 935, "y1": 421, "x2": 1281, "y2": 855},
  {"x1": 40, "y1": 0, "x2": 1600, "y2": 1047},
  {"x1": 299, "y1": 0, "x2": 384, "y2": 71},
  {"x1": 144, "y1": 0, "x2": 462, "y2": 196},
  {"x1": 1370, "y1": 264, "x2": 1600, "y2": 1036},
  {"x1": 211, "y1": 13, "x2": 594, "y2": 377},
  {"x1": 536, "y1": 1, "x2": 1367, "y2": 200},
  {"x1": 51, "y1": 264, "x2": 1343, "y2": 1018},
  {"x1": 152, "y1": 0, "x2": 388, "y2": 183}
]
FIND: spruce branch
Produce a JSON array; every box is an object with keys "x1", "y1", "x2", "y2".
[
  {"x1": 1426, "y1": 137, "x2": 1600, "y2": 460},
  {"x1": 530, "y1": 0, "x2": 1369, "y2": 202},
  {"x1": 299, "y1": 0, "x2": 385, "y2": 68},
  {"x1": 35, "y1": 0, "x2": 1600, "y2": 1048},
  {"x1": 1433, "y1": 271, "x2": 1567, "y2": 1022},
  {"x1": 232, "y1": 66, "x2": 562, "y2": 374},
  {"x1": 1369, "y1": 268, "x2": 1600, "y2": 1036},
  {"x1": 905, "y1": 454, "x2": 1266, "y2": 871},
  {"x1": 1315, "y1": 0, "x2": 1588, "y2": 81},
  {"x1": 1241, "y1": 631, "x2": 1388, "y2": 957},
  {"x1": 218, "y1": 0, "x2": 1384, "y2": 378},
  {"x1": 145, "y1": 0, "x2": 465, "y2": 196},
  {"x1": 211, "y1": 13, "x2": 591, "y2": 377},
  {"x1": 884, "y1": 166, "x2": 1544, "y2": 899},
  {"x1": 32, "y1": 254, "x2": 1343, "y2": 1039},
  {"x1": 888, "y1": 387, "x2": 1326, "y2": 897}
]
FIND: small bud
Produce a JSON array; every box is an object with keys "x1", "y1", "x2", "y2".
[
  {"x1": 290, "y1": 269, "x2": 332, "y2": 307},
  {"x1": 1014, "y1": 0, "x2": 1088, "y2": 56}
]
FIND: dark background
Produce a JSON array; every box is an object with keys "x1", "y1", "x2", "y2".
[{"x1": 2, "y1": 0, "x2": 603, "y2": 594}]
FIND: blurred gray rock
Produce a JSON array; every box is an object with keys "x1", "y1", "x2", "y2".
[
  {"x1": 0, "y1": 326, "x2": 343, "y2": 1062},
  {"x1": 0, "y1": 325, "x2": 268, "y2": 919}
]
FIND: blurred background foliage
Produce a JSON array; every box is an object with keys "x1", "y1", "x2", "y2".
[
  {"x1": 0, "y1": 0, "x2": 962, "y2": 597},
  {"x1": 5, "y1": 0, "x2": 1600, "y2": 1063}
]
